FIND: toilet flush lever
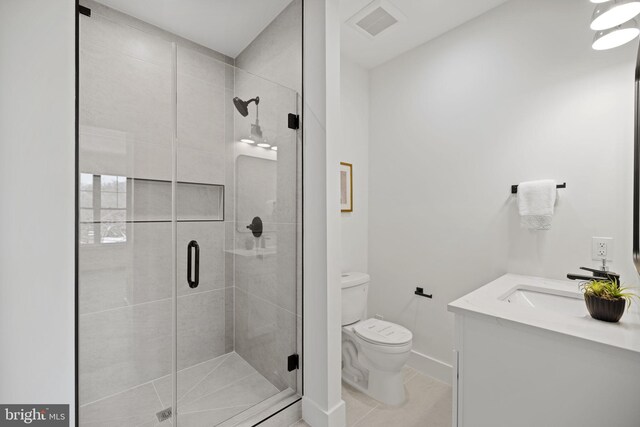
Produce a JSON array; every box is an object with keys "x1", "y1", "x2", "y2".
[{"x1": 415, "y1": 287, "x2": 432, "y2": 299}]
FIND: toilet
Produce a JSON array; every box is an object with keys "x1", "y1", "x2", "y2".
[{"x1": 341, "y1": 272, "x2": 413, "y2": 406}]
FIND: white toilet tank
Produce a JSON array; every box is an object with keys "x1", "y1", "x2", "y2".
[{"x1": 341, "y1": 272, "x2": 370, "y2": 326}]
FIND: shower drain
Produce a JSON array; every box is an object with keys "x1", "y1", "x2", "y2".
[{"x1": 156, "y1": 407, "x2": 172, "y2": 422}]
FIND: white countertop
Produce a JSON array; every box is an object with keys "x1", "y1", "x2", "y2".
[{"x1": 448, "y1": 273, "x2": 640, "y2": 355}]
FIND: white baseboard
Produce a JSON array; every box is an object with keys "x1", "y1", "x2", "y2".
[
  {"x1": 407, "y1": 349, "x2": 453, "y2": 385},
  {"x1": 302, "y1": 396, "x2": 346, "y2": 427}
]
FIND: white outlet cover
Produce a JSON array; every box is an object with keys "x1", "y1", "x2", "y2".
[{"x1": 592, "y1": 237, "x2": 614, "y2": 261}]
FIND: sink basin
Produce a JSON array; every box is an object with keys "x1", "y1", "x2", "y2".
[{"x1": 501, "y1": 285, "x2": 587, "y2": 317}]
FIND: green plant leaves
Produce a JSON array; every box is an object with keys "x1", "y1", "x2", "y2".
[{"x1": 580, "y1": 279, "x2": 639, "y2": 310}]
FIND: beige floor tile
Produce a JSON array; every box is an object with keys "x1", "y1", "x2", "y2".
[
  {"x1": 402, "y1": 366, "x2": 418, "y2": 383},
  {"x1": 342, "y1": 382, "x2": 379, "y2": 426},
  {"x1": 425, "y1": 389, "x2": 453, "y2": 427},
  {"x1": 351, "y1": 373, "x2": 452, "y2": 427}
]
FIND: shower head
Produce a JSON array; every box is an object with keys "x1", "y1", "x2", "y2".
[{"x1": 233, "y1": 96, "x2": 259, "y2": 117}]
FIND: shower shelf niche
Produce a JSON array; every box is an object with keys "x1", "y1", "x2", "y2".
[{"x1": 79, "y1": 174, "x2": 225, "y2": 224}]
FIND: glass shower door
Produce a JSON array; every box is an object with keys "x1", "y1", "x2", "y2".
[
  {"x1": 79, "y1": 3, "x2": 302, "y2": 426},
  {"x1": 78, "y1": 11, "x2": 178, "y2": 426},
  {"x1": 173, "y1": 49, "x2": 301, "y2": 425}
]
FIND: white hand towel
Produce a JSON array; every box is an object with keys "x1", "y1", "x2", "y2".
[{"x1": 517, "y1": 179, "x2": 557, "y2": 230}]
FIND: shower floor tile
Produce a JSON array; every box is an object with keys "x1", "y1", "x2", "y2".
[{"x1": 79, "y1": 352, "x2": 279, "y2": 427}]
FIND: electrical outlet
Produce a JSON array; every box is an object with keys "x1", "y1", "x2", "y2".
[{"x1": 592, "y1": 237, "x2": 613, "y2": 261}]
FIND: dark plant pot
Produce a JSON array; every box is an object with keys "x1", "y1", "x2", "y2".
[{"x1": 584, "y1": 295, "x2": 626, "y2": 323}]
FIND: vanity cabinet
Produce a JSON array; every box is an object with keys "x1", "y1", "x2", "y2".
[{"x1": 449, "y1": 274, "x2": 640, "y2": 427}]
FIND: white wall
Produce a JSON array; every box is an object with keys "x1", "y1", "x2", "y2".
[
  {"x1": 0, "y1": 0, "x2": 76, "y2": 421},
  {"x1": 340, "y1": 57, "x2": 369, "y2": 274},
  {"x1": 302, "y1": 0, "x2": 346, "y2": 425},
  {"x1": 368, "y1": 0, "x2": 638, "y2": 378}
]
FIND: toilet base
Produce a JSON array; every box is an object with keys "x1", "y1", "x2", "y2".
[
  {"x1": 342, "y1": 368, "x2": 407, "y2": 406},
  {"x1": 341, "y1": 321, "x2": 412, "y2": 406}
]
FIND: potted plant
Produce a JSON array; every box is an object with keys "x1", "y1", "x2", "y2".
[{"x1": 580, "y1": 279, "x2": 637, "y2": 323}]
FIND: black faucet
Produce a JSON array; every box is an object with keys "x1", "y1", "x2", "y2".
[{"x1": 567, "y1": 266, "x2": 620, "y2": 283}]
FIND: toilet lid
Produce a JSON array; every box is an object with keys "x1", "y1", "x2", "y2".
[{"x1": 354, "y1": 319, "x2": 412, "y2": 346}]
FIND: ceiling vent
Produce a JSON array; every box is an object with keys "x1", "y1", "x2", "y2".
[{"x1": 347, "y1": 0, "x2": 406, "y2": 39}]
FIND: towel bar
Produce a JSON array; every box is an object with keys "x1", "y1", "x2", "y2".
[{"x1": 511, "y1": 182, "x2": 566, "y2": 194}]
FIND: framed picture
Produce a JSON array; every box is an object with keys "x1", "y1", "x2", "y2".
[{"x1": 340, "y1": 162, "x2": 353, "y2": 212}]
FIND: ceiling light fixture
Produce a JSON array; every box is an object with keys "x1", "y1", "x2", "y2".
[
  {"x1": 592, "y1": 19, "x2": 640, "y2": 49},
  {"x1": 591, "y1": 0, "x2": 640, "y2": 31}
]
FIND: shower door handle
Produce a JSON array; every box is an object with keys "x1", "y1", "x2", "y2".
[{"x1": 187, "y1": 240, "x2": 200, "y2": 288}]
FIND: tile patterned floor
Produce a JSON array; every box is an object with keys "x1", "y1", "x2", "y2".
[
  {"x1": 289, "y1": 367, "x2": 452, "y2": 427},
  {"x1": 80, "y1": 352, "x2": 280, "y2": 427}
]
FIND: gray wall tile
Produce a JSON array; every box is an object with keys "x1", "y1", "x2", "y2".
[
  {"x1": 178, "y1": 44, "x2": 228, "y2": 85},
  {"x1": 80, "y1": 9, "x2": 171, "y2": 67},
  {"x1": 235, "y1": 0, "x2": 302, "y2": 93},
  {"x1": 234, "y1": 288, "x2": 297, "y2": 392},
  {"x1": 130, "y1": 223, "x2": 173, "y2": 304},
  {"x1": 80, "y1": 39, "x2": 173, "y2": 148},
  {"x1": 79, "y1": 222, "x2": 173, "y2": 315},
  {"x1": 177, "y1": 72, "x2": 225, "y2": 152},
  {"x1": 79, "y1": 243, "x2": 130, "y2": 314},
  {"x1": 177, "y1": 289, "x2": 226, "y2": 369},
  {"x1": 233, "y1": 224, "x2": 296, "y2": 314},
  {"x1": 79, "y1": 126, "x2": 173, "y2": 182},
  {"x1": 178, "y1": 145, "x2": 225, "y2": 185},
  {"x1": 79, "y1": 299, "x2": 172, "y2": 405}
]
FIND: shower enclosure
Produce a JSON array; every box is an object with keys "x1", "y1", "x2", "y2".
[{"x1": 77, "y1": 1, "x2": 302, "y2": 425}]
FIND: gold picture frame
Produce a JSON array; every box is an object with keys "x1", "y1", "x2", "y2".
[{"x1": 340, "y1": 162, "x2": 353, "y2": 212}]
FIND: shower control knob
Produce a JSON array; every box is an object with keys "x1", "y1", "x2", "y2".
[{"x1": 247, "y1": 216, "x2": 263, "y2": 238}]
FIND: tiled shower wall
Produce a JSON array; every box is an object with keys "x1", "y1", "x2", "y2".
[{"x1": 78, "y1": 1, "x2": 236, "y2": 407}]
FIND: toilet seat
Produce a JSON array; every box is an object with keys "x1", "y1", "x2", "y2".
[{"x1": 354, "y1": 318, "x2": 412, "y2": 347}]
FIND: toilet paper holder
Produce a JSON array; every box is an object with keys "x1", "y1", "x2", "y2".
[{"x1": 415, "y1": 287, "x2": 432, "y2": 299}]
